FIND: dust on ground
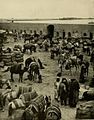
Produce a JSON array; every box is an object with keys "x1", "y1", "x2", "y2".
[{"x1": 0, "y1": 37, "x2": 91, "y2": 120}]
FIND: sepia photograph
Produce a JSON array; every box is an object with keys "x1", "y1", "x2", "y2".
[{"x1": 0, "y1": 0, "x2": 94, "y2": 119}]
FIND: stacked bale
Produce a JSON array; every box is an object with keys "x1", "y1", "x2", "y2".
[
  {"x1": 12, "y1": 50, "x2": 24, "y2": 63},
  {"x1": 2, "y1": 50, "x2": 13, "y2": 66},
  {"x1": 76, "y1": 101, "x2": 94, "y2": 119}
]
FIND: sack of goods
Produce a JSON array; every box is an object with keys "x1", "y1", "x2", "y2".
[
  {"x1": 12, "y1": 50, "x2": 24, "y2": 63},
  {"x1": 2, "y1": 52, "x2": 13, "y2": 66},
  {"x1": 76, "y1": 101, "x2": 94, "y2": 119}
]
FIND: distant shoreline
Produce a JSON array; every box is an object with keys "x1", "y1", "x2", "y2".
[{"x1": 0, "y1": 18, "x2": 94, "y2": 22}]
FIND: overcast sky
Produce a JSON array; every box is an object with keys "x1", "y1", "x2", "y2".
[{"x1": 0, "y1": 0, "x2": 94, "y2": 19}]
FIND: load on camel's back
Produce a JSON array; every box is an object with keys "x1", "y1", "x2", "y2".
[
  {"x1": 8, "y1": 90, "x2": 38, "y2": 116},
  {"x1": 76, "y1": 101, "x2": 94, "y2": 119},
  {"x1": 2, "y1": 86, "x2": 32, "y2": 106},
  {"x1": 22, "y1": 95, "x2": 51, "y2": 120},
  {"x1": 45, "y1": 101, "x2": 61, "y2": 120}
]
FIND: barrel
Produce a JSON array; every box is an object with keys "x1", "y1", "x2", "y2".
[{"x1": 45, "y1": 102, "x2": 61, "y2": 120}]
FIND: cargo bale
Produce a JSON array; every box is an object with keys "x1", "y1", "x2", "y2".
[
  {"x1": 15, "y1": 54, "x2": 23, "y2": 58},
  {"x1": 19, "y1": 91, "x2": 38, "y2": 107},
  {"x1": 22, "y1": 95, "x2": 45, "y2": 120},
  {"x1": 76, "y1": 101, "x2": 94, "y2": 119},
  {"x1": 5, "y1": 62, "x2": 13, "y2": 66},
  {"x1": 15, "y1": 57, "x2": 24, "y2": 62},
  {"x1": 17, "y1": 86, "x2": 32, "y2": 97},
  {"x1": 82, "y1": 90, "x2": 94, "y2": 101},
  {"x1": 45, "y1": 101, "x2": 61, "y2": 120},
  {"x1": 3, "y1": 59, "x2": 12, "y2": 63}
]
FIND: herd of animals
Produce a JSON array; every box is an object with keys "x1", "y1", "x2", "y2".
[{"x1": 0, "y1": 27, "x2": 94, "y2": 120}]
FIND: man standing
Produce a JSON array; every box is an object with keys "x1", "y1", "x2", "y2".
[
  {"x1": 69, "y1": 79, "x2": 80, "y2": 107},
  {"x1": 62, "y1": 30, "x2": 65, "y2": 39},
  {"x1": 59, "y1": 78, "x2": 67, "y2": 105}
]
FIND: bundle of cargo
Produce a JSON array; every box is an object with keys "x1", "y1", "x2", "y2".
[
  {"x1": 13, "y1": 44, "x2": 22, "y2": 52},
  {"x1": 12, "y1": 50, "x2": 24, "y2": 63},
  {"x1": 19, "y1": 90, "x2": 38, "y2": 107},
  {"x1": 22, "y1": 95, "x2": 45, "y2": 120},
  {"x1": 45, "y1": 101, "x2": 61, "y2": 120},
  {"x1": 76, "y1": 101, "x2": 94, "y2": 119},
  {"x1": 2, "y1": 51, "x2": 13, "y2": 66},
  {"x1": 8, "y1": 91, "x2": 38, "y2": 117}
]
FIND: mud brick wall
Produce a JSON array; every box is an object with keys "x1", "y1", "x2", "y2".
[{"x1": 0, "y1": 23, "x2": 94, "y2": 36}]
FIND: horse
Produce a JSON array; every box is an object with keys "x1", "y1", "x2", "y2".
[
  {"x1": 23, "y1": 43, "x2": 37, "y2": 54},
  {"x1": 28, "y1": 62, "x2": 42, "y2": 82},
  {"x1": 50, "y1": 45, "x2": 60, "y2": 59},
  {"x1": 25, "y1": 57, "x2": 33, "y2": 69},
  {"x1": 64, "y1": 55, "x2": 79, "y2": 75},
  {"x1": 23, "y1": 33, "x2": 33, "y2": 43},
  {"x1": 22, "y1": 95, "x2": 51, "y2": 120},
  {"x1": 4, "y1": 63, "x2": 27, "y2": 82}
]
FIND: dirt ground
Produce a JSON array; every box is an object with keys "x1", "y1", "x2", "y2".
[{"x1": 0, "y1": 37, "x2": 93, "y2": 120}]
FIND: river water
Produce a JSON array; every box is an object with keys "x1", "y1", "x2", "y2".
[{"x1": 13, "y1": 19, "x2": 94, "y2": 25}]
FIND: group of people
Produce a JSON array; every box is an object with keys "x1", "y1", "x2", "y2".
[
  {"x1": 54, "y1": 74, "x2": 80, "y2": 107},
  {"x1": 6, "y1": 29, "x2": 45, "y2": 43}
]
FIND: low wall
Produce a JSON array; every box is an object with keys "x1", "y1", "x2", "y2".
[{"x1": 0, "y1": 23, "x2": 94, "y2": 36}]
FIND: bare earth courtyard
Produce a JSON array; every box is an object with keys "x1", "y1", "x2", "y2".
[{"x1": 0, "y1": 36, "x2": 92, "y2": 120}]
